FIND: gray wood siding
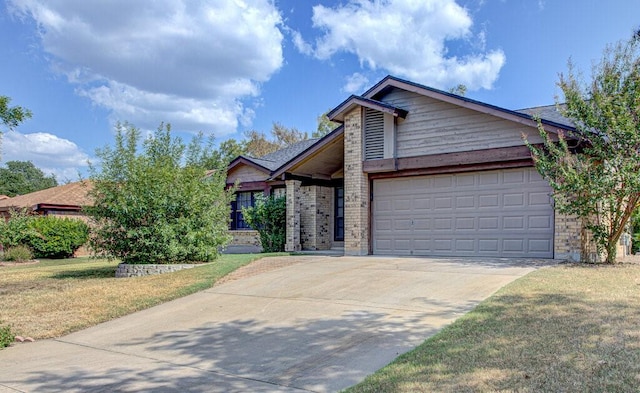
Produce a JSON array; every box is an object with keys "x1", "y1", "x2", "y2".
[
  {"x1": 227, "y1": 165, "x2": 269, "y2": 184},
  {"x1": 381, "y1": 88, "x2": 543, "y2": 158}
]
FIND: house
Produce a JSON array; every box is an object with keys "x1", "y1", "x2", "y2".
[
  {"x1": 227, "y1": 75, "x2": 628, "y2": 261},
  {"x1": 225, "y1": 139, "x2": 322, "y2": 252},
  {"x1": 0, "y1": 181, "x2": 93, "y2": 221}
]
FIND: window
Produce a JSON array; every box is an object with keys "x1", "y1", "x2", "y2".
[
  {"x1": 335, "y1": 186, "x2": 344, "y2": 241},
  {"x1": 230, "y1": 191, "x2": 259, "y2": 230}
]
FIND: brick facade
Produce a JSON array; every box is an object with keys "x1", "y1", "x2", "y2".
[
  {"x1": 285, "y1": 179, "x2": 302, "y2": 251},
  {"x1": 226, "y1": 230, "x2": 261, "y2": 249},
  {"x1": 299, "y1": 185, "x2": 333, "y2": 250},
  {"x1": 343, "y1": 107, "x2": 369, "y2": 255},
  {"x1": 553, "y1": 212, "x2": 582, "y2": 261}
]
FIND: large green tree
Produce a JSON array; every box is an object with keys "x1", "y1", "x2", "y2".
[
  {"x1": 86, "y1": 122, "x2": 233, "y2": 264},
  {"x1": 527, "y1": 32, "x2": 640, "y2": 263},
  {"x1": 313, "y1": 111, "x2": 340, "y2": 138},
  {"x1": 0, "y1": 96, "x2": 32, "y2": 161},
  {"x1": 0, "y1": 161, "x2": 57, "y2": 197}
]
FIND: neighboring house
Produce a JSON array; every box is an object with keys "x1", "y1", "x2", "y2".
[
  {"x1": 227, "y1": 75, "x2": 627, "y2": 261},
  {"x1": 0, "y1": 181, "x2": 93, "y2": 220}
]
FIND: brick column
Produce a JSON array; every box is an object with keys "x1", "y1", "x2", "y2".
[
  {"x1": 285, "y1": 179, "x2": 302, "y2": 252},
  {"x1": 343, "y1": 107, "x2": 369, "y2": 255},
  {"x1": 300, "y1": 185, "x2": 332, "y2": 250},
  {"x1": 554, "y1": 212, "x2": 581, "y2": 261}
]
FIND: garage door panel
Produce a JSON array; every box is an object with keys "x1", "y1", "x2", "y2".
[
  {"x1": 393, "y1": 199, "x2": 412, "y2": 212},
  {"x1": 528, "y1": 239, "x2": 553, "y2": 252},
  {"x1": 433, "y1": 239, "x2": 453, "y2": 251},
  {"x1": 479, "y1": 239, "x2": 499, "y2": 252},
  {"x1": 456, "y1": 174, "x2": 476, "y2": 187},
  {"x1": 434, "y1": 218, "x2": 453, "y2": 230},
  {"x1": 455, "y1": 239, "x2": 475, "y2": 252},
  {"x1": 529, "y1": 192, "x2": 552, "y2": 206},
  {"x1": 455, "y1": 217, "x2": 475, "y2": 230},
  {"x1": 503, "y1": 170, "x2": 525, "y2": 183},
  {"x1": 374, "y1": 218, "x2": 393, "y2": 231},
  {"x1": 434, "y1": 197, "x2": 452, "y2": 209},
  {"x1": 503, "y1": 193, "x2": 525, "y2": 207},
  {"x1": 479, "y1": 217, "x2": 499, "y2": 229},
  {"x1": 373, "y1": 167, "x2": 554, "y2": 258},
  {"x1": 478, "y1": 172, "x2": 499, "y2": 185},
  {"x1": 503, "y1": 239, "x2": 525, "y2": 252},
  {"x1": 413, "y1": 218, "x2": 430, "y2": 230},
  {"x1": 503, "y1": 216, "x2": 524, "y2": 229},
  {"x1": 528, "y1": 215, "x2": 552, "y2": 229},
  {"x1": 413, "y1": 197, "x2": 431, "y2": 209},
  {"x1": 479, "y1": 195, "x2": 499, "y2": 208},
  {"x1": 433, "y1": 176, "x2": 453, "y2": 188},
  {"x1": 455, "y1": 195, "x2": 475, "y2": 208}
]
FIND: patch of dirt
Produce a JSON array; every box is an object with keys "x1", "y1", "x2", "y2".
[
  {"x1": 215, "y1": 256, "x2": 305, "y2": 285},
  {"x1": 0, "y1": 260, "x2": 40, "y2": 267}
]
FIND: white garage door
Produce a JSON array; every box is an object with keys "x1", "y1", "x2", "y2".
[{"x1": 373, "y1": 167, "x2": 554, "y2": 258}]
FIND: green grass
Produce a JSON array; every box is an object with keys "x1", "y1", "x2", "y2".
[
  {"x1": 0, "y1": 253, "x2": 287, "y2": 339},
  {"x1": 345, "y1": 263, "x2": 640, "y2": 392}
]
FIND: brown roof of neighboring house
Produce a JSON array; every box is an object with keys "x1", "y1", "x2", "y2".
[{"x1": 0, "y1": 181, "x2": 93, "y2": 212}]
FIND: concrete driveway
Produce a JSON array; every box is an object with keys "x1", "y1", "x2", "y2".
[{"x1": 0, "y1": 256, "x2": 552, "y2": 392}]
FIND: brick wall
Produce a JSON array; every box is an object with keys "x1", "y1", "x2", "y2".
[
  {"x1": 285, "y1": 179, "x2": 302, "y2": 251},
  {"x1": 343, "y1": 107, "x2": 369, "y2": 255},
  {"x1": 227, "y1": 230, "x2": 261, "y2": 248},
  {"x1": 554, "y1": 212, "x2": 582, "y2": 261},
  {"x1": 299, "y1": 185, "x2": 332, "y2": 250},
  {"x1": 554, "y1": 212, "x2": 631, "y2": 262}
]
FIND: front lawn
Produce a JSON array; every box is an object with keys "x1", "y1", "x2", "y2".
[
  {"x1": 0, "y1": 254, "x2": 286, "y2": 340},
  {"x1": 346, "y1": 263, "x2": 640, "y2": 392}
]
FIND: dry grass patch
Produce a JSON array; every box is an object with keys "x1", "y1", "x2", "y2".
[
  {"x1": 0, "y1": 254, "x2": 288, "y2": 339},
  {"x1": 346, "y1": 263, "x2": 640, "y2": 393}
]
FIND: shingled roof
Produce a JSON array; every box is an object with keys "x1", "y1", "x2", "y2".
[
  {"x1": 516, "y1": 104, "x2": 575, "y2": 129},
  {"x1": 233, "y1": 138, "x2": 320, "y2": 172},
  {"x1": 0, "y1": 181, "x2": 93, "y2": 212}
]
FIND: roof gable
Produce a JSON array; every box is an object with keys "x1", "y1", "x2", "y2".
[
  {"x1": 270, "y1": 125, "x2": 345, "y2": 180},
  {"x1": 226, "y1": 138, "x2": 321, "y2": 175},
  {"x1": 361, "y1": 75, "x2": 574, "y2": 133}
]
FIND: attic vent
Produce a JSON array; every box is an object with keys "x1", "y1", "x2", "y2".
[{"x1": 364, "y1": 108, "x2": 384, "y2": 160}]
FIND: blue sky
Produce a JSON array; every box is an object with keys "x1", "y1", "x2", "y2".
[{"x1": 0, "y1": 0, "x2": 638, "y2": 181}]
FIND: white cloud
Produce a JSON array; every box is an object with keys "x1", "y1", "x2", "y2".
[
  {"x1": 2, "y1": 131, "x2": 90, "y2": 181},
  {"x1": 9, "y1": 0, "x2": 284, "y2": 136},
  {"x1": 343, "y1": 72, "x2": 370, "y2": 93},
  {"x1": 291, "y1": 29, "x2": 314, "y2": 56},
  {"x1": 298, "y1": 0, "x2": 505, "y2": 91}
]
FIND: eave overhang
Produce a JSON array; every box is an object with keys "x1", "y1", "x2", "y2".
[
  {"x1": 327, "y1": 95, "x2": 408, "y2": 123},
  {"x1": 269, "y1": 125, "x2": 344, "y2": 180}
]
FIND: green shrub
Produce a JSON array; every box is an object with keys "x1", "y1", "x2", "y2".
[
  {"x1": 0, "y1": 211, "x2": 89, "y2": 259},
  {"x1": 0, "y1": 209, "x2": 38, "y2": 248},
  {"x1": 2, "y1": 245, "x2": 33, "y2": 262},
  {"x1": 0, "y1": 322, "x2": 13, "y2": 348},
  {"x1": 86, "y1": 123, "x2": 233, "y2": 264},
  {"x1": 28, "y1": 216, "x2": 89, "y2": 259},
  {"x1": 243, "y1": 195, "x2": 286, "y2": 252}
]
